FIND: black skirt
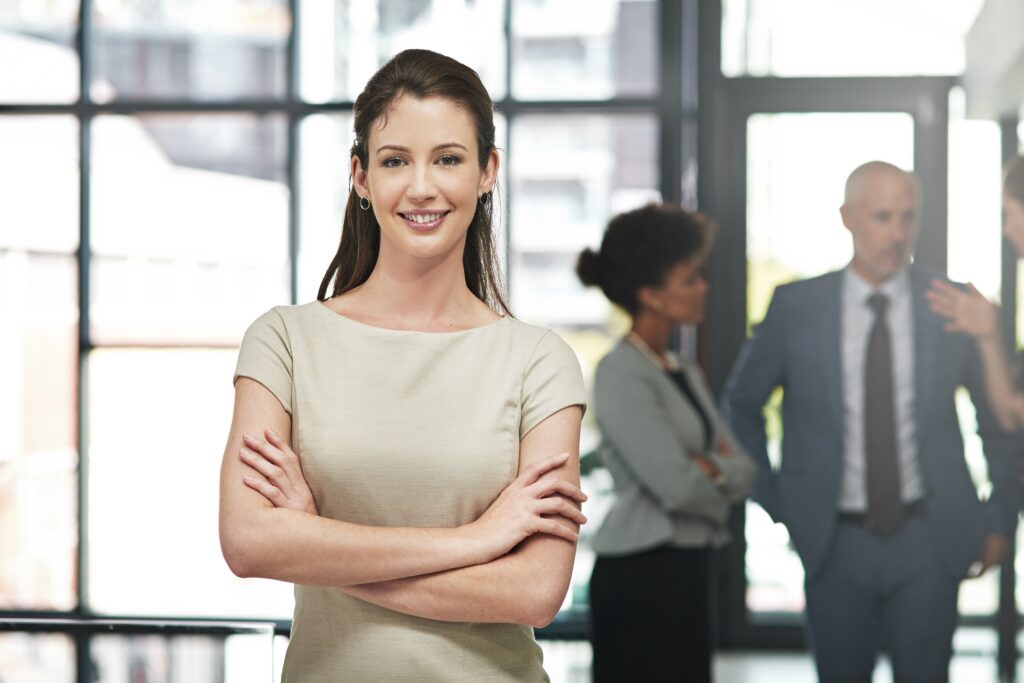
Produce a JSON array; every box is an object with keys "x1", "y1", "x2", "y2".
[{"x1": 588, "y1": 545, "x2": 712, "y2": 683}]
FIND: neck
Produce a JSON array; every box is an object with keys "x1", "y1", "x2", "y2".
[
  {"x1": 630, "y1": 313, "x2": 673, "y2": 355},
  {"x1": 849, "y1": 258, "x2": 902, "y2": 287},
  {"x1": 355, "y1": 240, "x2": 482, "y2": 325}
]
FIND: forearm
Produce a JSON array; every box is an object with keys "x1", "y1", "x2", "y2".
[
  {"x1": 977, "y1": 336, "x2": 1021, "y2": 431},
  {"x1": 220, "y1": 505, "x2": 487, "y2": 587},
  {"x1": 708, "y1": 450, "x2": 756, "y2": 502},
  {"x1": 340, "y1": 535, "x2": 576, "y2": 628}
]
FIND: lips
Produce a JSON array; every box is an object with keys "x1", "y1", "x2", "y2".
[{"x1": 399, "y1": 210, "x2": 450, "y2": 230}]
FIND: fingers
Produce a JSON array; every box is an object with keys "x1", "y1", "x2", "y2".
[
  {"x1": 535, "y1": 496, "x2": 587, "y2": 526},
  {"x1": 242, "y1": 432, "x2": 286, "y2": 465},
  {"x1": 517, "y1": 452, "x2": 571, "y2": 487},
  {"x1": 526, "y1": 475, "x2": 587, "y2": 503},
  {"x1": 539, "y1": 518, "x2": 580, "y2": 543},
  {"x1": 243, "y1": 473, "x2": 285, "y2": 506},
  {"x1": 239, "y1": 446, "x2": 284, "y2": 481}
]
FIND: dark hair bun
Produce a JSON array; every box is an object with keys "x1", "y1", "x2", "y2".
[{"x1": 576, "y1": 248, "x2": 603, "y2": 288}]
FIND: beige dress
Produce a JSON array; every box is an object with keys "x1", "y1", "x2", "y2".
[{"x1": 233, "y1": 301, "x2": 586, "y2": 682}]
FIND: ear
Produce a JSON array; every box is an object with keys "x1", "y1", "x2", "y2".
[
  {"x1": 478, "y1": 148, "x2": 500, "y2": 196},
  {"x1": 636, "y1": 285, "x2": 663, "y2": 312},
  {"x1": 839, "y1": 204, "x2": 854, "y2": 233},
  {"x1": 351, "y1": 155, "x2": 369, "y2": 199}
]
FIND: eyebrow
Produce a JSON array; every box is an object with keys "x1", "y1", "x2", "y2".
[{"x1": 375, "y1": 142, "x2": 469, "y2": 154}]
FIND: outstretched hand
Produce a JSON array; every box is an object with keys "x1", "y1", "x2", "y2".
[
  {"x1": 925, "y1": 279, "x2": 999, "y2": 339},
  {"x1": 239, "y1": 428, "x2": 318, "y2": 516},
  {"x1": 470, "y1": 452, "x2": 588, "y2": 561}
]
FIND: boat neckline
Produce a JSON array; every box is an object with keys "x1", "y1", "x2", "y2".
[{"x1": 312, "y1": 300, "x2": 509, "y2": 335}]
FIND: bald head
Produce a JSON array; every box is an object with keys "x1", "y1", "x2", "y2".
[
  {"x1": 840, "y1": 161, "x2": 920, "y2": 285},
  {"x1": 844, "y1": 161, "x2": 918, "y2": 206},
  {"x1": 847, "y1": 161, "x2": 921, "y2": 206}
]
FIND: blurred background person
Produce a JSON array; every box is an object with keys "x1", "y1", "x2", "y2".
[
  {"x1": 577, "y1": 204, "x2": 755, "y2": 683},
  {"x1": 926, "y1": 155, "x2": 1024, "y2": 431},
  {"x1": 723, "y1": 161, "x2": 1019, "y2": 683}
]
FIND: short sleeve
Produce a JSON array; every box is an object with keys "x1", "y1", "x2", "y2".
[
  {"x1": 520, "y1": 330, "x2": 587, "y2": 438},
  {"x1": 233, "y1": 308, "x2": 293, "y2": 414}
]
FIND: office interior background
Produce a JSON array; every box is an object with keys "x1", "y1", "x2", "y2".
[{"x1": 2, "y1": 0, "x2": 1024, "y2": 680}]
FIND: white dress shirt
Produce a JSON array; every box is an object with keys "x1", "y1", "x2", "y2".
[{"x1": 838, "y1": 266, "x2": 925, "y2": 511}]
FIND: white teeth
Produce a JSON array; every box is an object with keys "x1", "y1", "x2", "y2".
[{"x1": 405, "y1": 213, "x2": 443, "y2": 224}]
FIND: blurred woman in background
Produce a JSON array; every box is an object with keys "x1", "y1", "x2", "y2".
[
  {"x1": 926, "y1": 156, "x2": 1024, "y2": 431},
  {"x1": 577, "y1": 204, "x2": 755, "y2": 683}
]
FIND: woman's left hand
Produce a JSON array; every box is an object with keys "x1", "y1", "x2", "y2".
[
  {"x1": 925, "y1": 279, "x2": 999, "y2": 339},
  {"x1": 239, "y1": 429, "x2": 318, "y2": 515}
]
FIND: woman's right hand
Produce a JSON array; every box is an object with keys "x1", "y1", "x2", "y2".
[
  {"x1": 469, "y1": 452, "x2": 588, "y2": 561},
  {"x1": 925, "y1": 279, "x2": 1000, "y2": 339}
]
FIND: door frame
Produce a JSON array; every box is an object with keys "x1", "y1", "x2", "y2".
[{"x1": 700, "y1": 65, "x2": 964, "y2": 651}]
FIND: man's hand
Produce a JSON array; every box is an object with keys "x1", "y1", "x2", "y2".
[{"x1": 969, "y1": 534, "x2": 1008, "y2": 578}]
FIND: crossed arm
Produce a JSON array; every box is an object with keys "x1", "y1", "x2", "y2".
[{"x1": 219, "y1": 377, "x2": 586, "y2": 627}]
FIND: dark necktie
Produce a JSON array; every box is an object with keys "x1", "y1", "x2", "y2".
[{"x1": 864, "y1": 292, "x2": 904, "y2": 535}]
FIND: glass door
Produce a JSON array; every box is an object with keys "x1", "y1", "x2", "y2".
[{"x1": 743, "y1": 112, "x2": 915, "y2": 617}]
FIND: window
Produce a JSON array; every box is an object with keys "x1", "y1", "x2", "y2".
[
  {"x1": 721, "y1": 0, "x2": 984, "y2": 78},
  {"x1": 5, "y1": 0, "x2": 685, "y2": 679}
]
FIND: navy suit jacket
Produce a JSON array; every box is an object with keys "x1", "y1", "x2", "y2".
[{"x1": 723, "y1": 265, "x2": 1020, "y2": 579}]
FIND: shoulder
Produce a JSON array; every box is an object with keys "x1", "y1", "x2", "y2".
[
  {"x1": 596, "y1": 339, "x2": 643, "y2": 376},
  {"x1": 501, "y1": 318, "x2": 577, "y2": 361},
  {"x1": 245, "y1": 302, "x2": 318, "y2": 331},
  {"x1": 774, "y1": 270, "x2": 843, "y2": 303},
  {"x1": 908, "y1": 263, "x2": 957, "y2": 290}
]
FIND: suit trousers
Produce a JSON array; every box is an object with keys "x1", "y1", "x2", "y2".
[
  {"x1": 588, "y1": 545, "x2": 711, "y2": 683},
  {"x1": 803, "y1": 512, "x2": 960, "y2": 683}
]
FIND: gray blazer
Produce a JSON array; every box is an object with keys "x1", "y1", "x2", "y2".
[{"x1": 591, "y1": 339, "x2": 756, "y2": 556}]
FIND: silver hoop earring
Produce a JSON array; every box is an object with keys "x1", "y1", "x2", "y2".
[{"x1": 359, "y1": 196, "x2": 371, "y2": 210}]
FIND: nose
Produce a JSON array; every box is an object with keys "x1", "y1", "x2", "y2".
[{"x1": 407, "y1": 165, "x2": 437, "y2": 202}]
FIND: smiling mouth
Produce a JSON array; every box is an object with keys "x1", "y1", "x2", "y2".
[{"x1": 399, "y1": 211, "x2": 450, "y2": 227}]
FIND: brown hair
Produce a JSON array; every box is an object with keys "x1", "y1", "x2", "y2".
[
  {"x1": 576, "y1": 204, "x2": 715, "y2": 315},
  {"x1": 1005, "y1": 155, "x2": 1024, "y2": 205},
  {"x1": 317, "y1": 49, "x2": 509, "y2": 315}
]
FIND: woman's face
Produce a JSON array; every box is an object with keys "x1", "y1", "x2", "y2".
[
  {"x1": 1004, "y1": 194, "x2": 1024, "y2": 258},
  {"x1": 352, "y1": 94, "x2": 498, "y2": 265},
  {"x1": 646, "y1": 258, "x2": 708, "y2": 325}
]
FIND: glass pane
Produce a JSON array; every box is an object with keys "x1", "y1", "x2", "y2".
[
  {"x1": 0, "y1": 116, "x2": 79, "y2": 253},
  {"x1": 90, "y1": 114, "x2": 289, "y2": 345},
  {"x1": 0, "y1": 253, "x2": 78, "y2": 611},
  {"x1": 87, "y1": 349, "x2": 294, "y2": 618},
  {"x1": 509, "y1": 112, "x2": 659, "y2": 614},
  {"x1": 511, "y1": 0, "x2": 656, "y2": 100},
  {"x1": 745, "y1": 112, "x2": 914, "y2": 615},
  {"x1": 299, "y1": 0, "x2": 507, "y2": 103},
  {"x1": 948, "y1": 93, "x2": 1002, "y2": 300},
  {"x1": 91, "y1": 1, "x2": 290, "y2": 102},
  {"x1": 0, "y1": 3, "x2": 79, "y2": 103},
  {"x1": 722, "y1": 0, "x2": 984, "y2": 78},
  {"x1": 0, "y1": 633, "x2": 74, "y2": 683},
  {"x1": 298, "y1": 113, "x2": 354, "y2": 300},
  {"x1": 92, "y1": 632, "x2": 274, "y2": 683}
]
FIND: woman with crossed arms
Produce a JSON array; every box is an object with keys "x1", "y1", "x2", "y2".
[{"x1": 219, "y1": 49, "x2": 587, "y2": 682}]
